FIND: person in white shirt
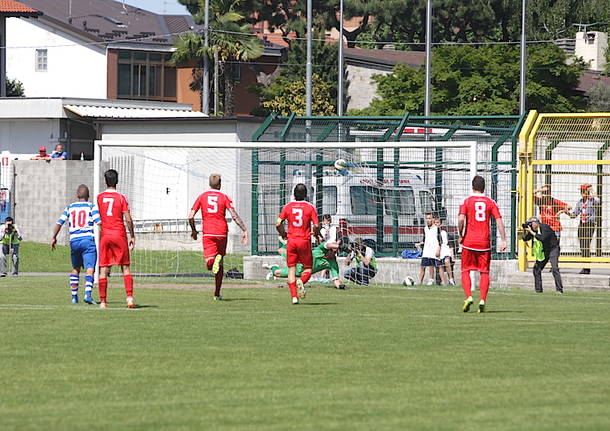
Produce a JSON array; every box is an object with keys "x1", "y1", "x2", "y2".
[
  {"x1": 435, "y1": 217, "x2": 455, "y2": 286},
  {"x1": 417, "y1": 213, "x2": 441, "y2": 285},
  {"x1": 319, "y1": 214, "x2": 338, "y2": 243}
]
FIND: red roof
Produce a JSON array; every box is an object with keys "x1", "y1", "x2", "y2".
[{"x1": 0, "y1": 0, "x2": 40, "y2": 15}]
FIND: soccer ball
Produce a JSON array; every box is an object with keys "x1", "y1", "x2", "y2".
[
  {"x1": 402, "y1": 276, "x2": 415, "y2": 286},
  {"x1": 334, "y1": 158, "x2": 348, "y2": 171}
]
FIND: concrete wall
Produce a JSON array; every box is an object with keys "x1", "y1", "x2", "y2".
[
  {"x1": 346, "y1": 64, "x2": 391, "y2": 111},
  {"x1": 6, "y1": 18, "x2": 107, "y2": 98},
  {"x1": 0, "y1": 118, "x2": 62, "y2": 154},
  {"x1": 14, "y1": 160, "x2": 94, "y2": 244}
]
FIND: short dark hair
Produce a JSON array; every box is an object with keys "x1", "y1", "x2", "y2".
[
  {"x1": 209, "y1": 173, "x2": 221, "y2": 189},
  {"x1": 294, "y1": 183, "x2": 307, "y2": 201},
  {"x1": 5, "y1": 217, "x2": 13, "y2": 222},
  {"x1": 322, "y1": 214, "x2": 332, "y2": 222},
  {"x1": 104, "y1": 169, "x2": 118, "y2": 187},
  {"x1": 472, "y1": 175, "x2": 485, "y2": 192},
  {"x1": 77, "y1": 184, "x2": 90, "y2": 200},
  {"x1": 425, "y1": 212, "x2": 433, "y2": 217}
]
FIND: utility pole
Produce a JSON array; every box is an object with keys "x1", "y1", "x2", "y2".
[
  {"x1": 202, "y1": 0, "x2": 210, "y2": 115},
  {"x1": 306, "y1": 0, "x2": 313, "y2": 117},
  {"x1": 424, "y1": 0, "x2": 432, "y2": 118},
  {"x1": 337, "y1": 0, "x2": 344, "y2": 116},
  {"x1": 519, "y1": 0, "x2": 527, "y2": 115}
]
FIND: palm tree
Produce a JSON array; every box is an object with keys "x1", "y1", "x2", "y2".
[{"x1": 171, "y1": 0, "x2": 263, "y2": 116}]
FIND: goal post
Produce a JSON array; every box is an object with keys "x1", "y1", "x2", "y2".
[{"x1": 90, "y1": 138, "x2": 516, "y2": 288}]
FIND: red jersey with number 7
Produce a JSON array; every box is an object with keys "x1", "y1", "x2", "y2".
[
  {"x1": 279, "y1": 201, "x2": 319, "y2": 240},
  {"x1": 459, "y1": 193, "x2": 502, "y2": 251},
  {"x1": 192, "y1": 190, "x2": 233, "y2": 237},
  {"x1": 97, "y1": 190, "x2": 130, "y2": 237}
]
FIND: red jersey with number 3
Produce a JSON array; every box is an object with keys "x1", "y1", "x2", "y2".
[
  {"x1": 192, "y1": 190, "x2": 233, "y2": 237},
  {"x1": 459, "y1": 193, "x2": 502, "y2": 251},
  {"x1": 97, "y1": 190, "x2": 130, "y2": 237},
  {"x1": 279, "y1": 201, "x2": 319, "y2": 240}
]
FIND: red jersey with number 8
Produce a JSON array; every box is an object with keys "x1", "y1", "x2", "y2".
[
  {"x1": 97, "y1": 190, "x2": 130, "y2": 236},
  {"x1": 192, "y1": 190, "x2": 233, "y2": 237},
  {"x1": 279, "y1": 201, "x2": 319, "y2": 240},
  {"x1": 459, "y1": 193, "x2": 502, "y2": 251}
]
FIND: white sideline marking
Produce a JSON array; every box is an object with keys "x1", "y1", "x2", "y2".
[{"x1": 413, "y1": 314, "x2": 609, "y2": 325}]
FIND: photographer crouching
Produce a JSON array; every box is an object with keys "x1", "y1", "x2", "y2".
[
  {"x1": 522, "y1": 217, "x2": 563, "y2": 294},
  {"x1": 343, "y1": 237, "x2": 378, "y2": 286},
  {"x1": 0, "y1": 217, "x2": 23, "y2": 277}
]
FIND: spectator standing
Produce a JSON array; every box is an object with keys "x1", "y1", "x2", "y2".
[
  {"x1": 320, "y1": 214, "x2": 338, "y2": 243},
  {"x1": 417, "y1": 213, "x2": 440, "y2": 285},
  {"x1": 344, "y1": 238, "x2": 378, "y2": 286},
  {"x1": 522, "y1": 217, "x2": 564, "y2": 294},
  {"x1": 31, "y1": 146, "x2": 51, "y2": 161},
  {"x1": 51, "y1": 143, "x2": 69, "y2": 160},
  {"x1": 435, "y1": 217, "x2": 455, "y2": 286},
  {"x1": 533, "y1": 184, "x2": 570, "y2": 240},
  {"x1": 568, "y1": 184, "x2": 599, "y2": 274},
  {"x1": 0, "y1": 217, "x2": 22, "y2": 276}
]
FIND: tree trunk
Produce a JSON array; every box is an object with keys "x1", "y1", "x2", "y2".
[{"x1": 223, "y1": 63, "x2": 235, "y2": 117}]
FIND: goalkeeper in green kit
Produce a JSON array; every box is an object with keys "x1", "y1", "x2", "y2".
[{"x1": 265, "y1": 241, "x2": 346, "y2": 289}]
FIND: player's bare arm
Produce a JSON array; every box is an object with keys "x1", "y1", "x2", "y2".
[
  {"x1": 458, "y1": 214, "x2": 466, "y2": 243},
  {"x1": 275, "y1": 217, "x2": 287, "y2": 240},
  {"x1": 187, "y1": 209, "x2": 198, "y2": 240},
  {"x1": 50, "y1": 223, "x2": 62, "y2": 250},
  {"x1": 229, "y1": 207, "x2": 248, "y2": 244},
  {"x1": 312, "y1": 223, "x2": 322, "y2": 243},
  {"x1": 124, "y1": 211, "x2": 136, "y2": 250},
  {"x1": 496, "y1": 217, "x2": 507, "y2": 252}
]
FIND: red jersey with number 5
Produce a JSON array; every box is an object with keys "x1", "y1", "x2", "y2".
[
  {"x1": 192, "y1": 190, "x2": 233, "y2": 237},
  {"x1": 459, "y1": 193, "x2": 502, "y2": 251},
  {"x1": 279, "y1": 201, "x2": 319, "y2": 240},
  {"x1": 97, "y1": 190, "x2": 130, "y2": 237}
]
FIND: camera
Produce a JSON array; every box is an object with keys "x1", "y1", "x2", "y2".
[{"x1": 521, "y1": 222, "x2": 531, "y2": 230}]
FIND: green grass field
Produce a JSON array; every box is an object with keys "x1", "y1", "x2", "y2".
[{"x1": 1, "y1": 276, "x2": 609, "y2": 430}]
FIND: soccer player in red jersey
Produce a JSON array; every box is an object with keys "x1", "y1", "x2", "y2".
[
  {"x1": 188, "y1": 174, "x2": 248, "y2": 301},
  {"x1": 276, "y1": 183, "x2": 321, "y2": 304},
  {"x1": 97, "y1": 169, "x2": 136, "y2": 309},
  {"x1": 458, "y1": 175, "x2": 507, "y2": 313}
]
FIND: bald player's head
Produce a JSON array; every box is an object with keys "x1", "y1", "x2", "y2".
[
  {"x1": 77, "y1": 184, "x2": 90, "y2": 200},
  {"x1": 209, "y1": 174, "x2": 221, "y2": 190}
]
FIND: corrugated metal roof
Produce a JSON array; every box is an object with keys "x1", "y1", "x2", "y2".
[{"x1": 64, "y1": 104, "x2": 207, "y2": 119}]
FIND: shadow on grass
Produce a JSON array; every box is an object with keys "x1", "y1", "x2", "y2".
[
  {"x1": 221, "y1": 298, "x2": 263, "y2": 302},
  {"x1": 485, "y1": 310, "x2": 524, "y2": 314},
  {"x1": 300, "y1": 302, "x2": 338, "y2": 306}
]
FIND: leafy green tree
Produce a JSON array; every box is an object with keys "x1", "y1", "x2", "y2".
[
  {"x1": 172, "y1": 0, "x2": 263, "y2": 115},
  {"x1": 351, "y1": 44, "x2": 586, "y2": 116},
  {"x1": 255, "y1": 74, "x2": 335, "y2": 116},
  {"x1": 6, "y1": 78, "x2": 25, "y2": 97}
]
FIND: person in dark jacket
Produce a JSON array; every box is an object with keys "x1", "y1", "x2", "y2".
[{"x1": 522, "y1": 217, "x2": 563, "y2": 294}]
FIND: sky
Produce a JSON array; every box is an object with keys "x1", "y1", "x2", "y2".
[{"x1": 123, "y1": 0, "x2": 189, "y2": 15}]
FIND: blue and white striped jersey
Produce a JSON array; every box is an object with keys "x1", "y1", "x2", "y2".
[{"x1": 56, "y1": 201, "x2": 101, "y2": 242}]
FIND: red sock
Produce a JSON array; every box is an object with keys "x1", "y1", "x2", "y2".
[
  {"x1": 214, "y1": 265, "x2": 223, "y2": 297},
  {"x1": 300, "y1": 271, "x2": 311, "y2": 285},
  {"x1": 124, "y1": 274, "x2": 133, "y2": 298},
  {"x1": 99, "y1": 278, "x2": 108, "y2": 302},
  {"x1": 288, "y1": 281, "x2": 297, "y2": 298},
  {"x1": 206, "y1": 259, "x2": 214, "y2": 271},
  {"x1": 480, "y1": 272, "x2": 490, "y2": 301},
  {"x1": 461, "y1": 270, "x2": 472, "y2": 298}
]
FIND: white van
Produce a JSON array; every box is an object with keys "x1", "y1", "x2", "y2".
[{"x1": 292, "y1": 167, "x2": 449, "y2": 252}]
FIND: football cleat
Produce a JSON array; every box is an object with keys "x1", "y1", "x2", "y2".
[
  {"x1": 296, "y1": 279, "x2": 306, "y2": 299},
  {"x1": 426, "y1": 279, "x2": 434, "y2": 286},
  {"x1": 265, "y1": 271, "x2": 275, "y2": 281},
  {"x1": 337, "y1": 284, "x2": 346, "y2": 290},
  {"x1": 262, "y1": 263, "x2": 273, "y2": 270},
  {"x1": 462, "y1": 297, "x2": 474, "y2": 313},
  {"x1": 126, "y1": 297, "x2": 136, "y2": 309},
  {"x1": 99, "y1": 302, "x2": 108, "y2": 309},
  {"x1": 83, "y1": 295, "x2": 97, "y2": 305},
  {"x1": 212, "y1": 254, "x2": 223, "y2": 275},
  {"x1": 478, "y1": 300, "x2": 486, "y2": 313},
  {"x1": 292, "y1": 297, "x2": 299, "y2": 305},
  {"x1": 213, "y1": 295, "x2": 223, "y2": 301},
  {"x1": 71, "y1": 296, "x2": 78, "y2": 304}
]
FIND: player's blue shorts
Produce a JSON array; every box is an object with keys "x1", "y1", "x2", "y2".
[{"x1": 70, "y1": 237, "x2": 97, "y2": 270}]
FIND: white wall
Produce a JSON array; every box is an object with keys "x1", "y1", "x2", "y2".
[
  {"x1": 6, "y1": 18, "x2": 107, "y2": 98},
  {"x1": 0, "y1": 119, "x2": 61, "y2": 154},
  {"x1": 346, "y1": 64, "x2": 390, "y2": 111}
]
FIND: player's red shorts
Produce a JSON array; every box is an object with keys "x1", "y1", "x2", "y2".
[
  {"x1": 286, "y1": 238, "x2": 312, "y2": 268},
  {"x1": 461, "y1": 248, "x2": 491, "y2": 273},
  {"x1": 99, "y1": 233, "x2": 130, "y2": 267},
  {"x1": 203, "y1": 236, "x2": 227, "y2": 260}
]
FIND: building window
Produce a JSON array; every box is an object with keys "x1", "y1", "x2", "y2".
[
  {"x1": 35, "y1": 49, "x2": 47, "y2": 72},
  {"x1": 117, "y1": 50, "x2": 177, "y2": 101}
]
